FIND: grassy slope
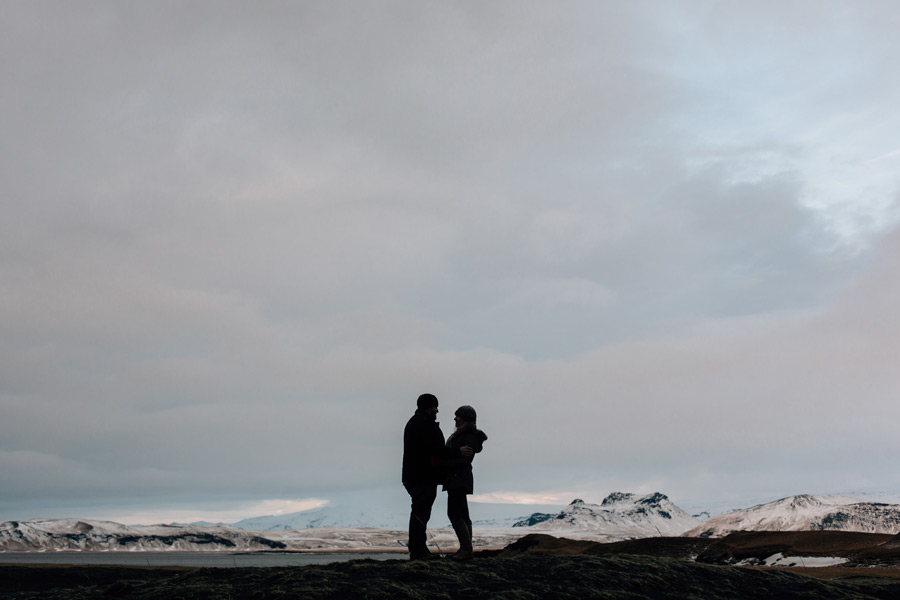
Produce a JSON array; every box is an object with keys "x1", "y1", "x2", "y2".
[{"x1": 4, "y1": 554, "x2": 900, "y2": 600}]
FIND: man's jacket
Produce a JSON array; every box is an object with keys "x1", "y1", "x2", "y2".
[{"x1": 402, "y1": 409, "x2": 457, "y2": 485}]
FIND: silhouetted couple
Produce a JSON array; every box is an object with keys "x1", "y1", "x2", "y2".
[{"x1": 402, "y1": 393, "x2": 487, "y2": 561}]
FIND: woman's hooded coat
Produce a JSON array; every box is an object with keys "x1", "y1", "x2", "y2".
[{"x1": 441, "y1": 423, "x2": 488, "y2": 494}]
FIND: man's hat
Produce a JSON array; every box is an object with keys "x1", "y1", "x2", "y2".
[{"x1": 417, "y1": 393, "x2": 439, "y2": 409}]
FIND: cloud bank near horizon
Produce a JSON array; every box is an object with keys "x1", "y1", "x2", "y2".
[{"x1": 3, "y1": 1, "x2": 900, "y2": 522}]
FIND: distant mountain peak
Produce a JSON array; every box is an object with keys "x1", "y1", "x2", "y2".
[
  {"x1": 640, "y1": 492, "x2": 668, "y2": 505},
  {"x1": 514, "y1": 492, "x2": 698, "y2": 539},
  {"x1": 684, "y1": 494, "x2": 900, "y2": 538},
  {"x1": 601, "y1": 492, "x2": 634, "y2": 506}
]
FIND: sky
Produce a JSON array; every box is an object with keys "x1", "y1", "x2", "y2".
[{"x1": 3, "y1": 0, "x2": 900, "y2": 525}]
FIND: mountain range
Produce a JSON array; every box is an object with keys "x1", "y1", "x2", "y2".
[{"x1": 8, "y1": 492, "x2": 900, "y2": 552}]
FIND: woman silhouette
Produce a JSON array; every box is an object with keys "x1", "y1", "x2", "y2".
[{"x1": 440, "y1": 405, "x2": 487, "y2": 561}]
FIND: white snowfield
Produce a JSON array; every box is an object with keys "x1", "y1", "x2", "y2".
[
  {"x1": 260, "y1": 527, "x2": 529, "y2": 552},
  {"x1": 735, "y1": 553, "x2": 849, "y2": 568},
  {"x1": 682, "y1": 494, "x2": 900, "y2": 538},
  {"x1": 0, "y1": 520, "x2": 669, "y2": 554},
  {"x1": 233, "y1": 501, "x2": 565, "y2": 531},
  {"x1": 0, "y1": 520, "x2": 533, "y2": 553}
]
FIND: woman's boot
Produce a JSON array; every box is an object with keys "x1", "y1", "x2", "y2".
[{"x1": 451, "y1": 520, "x2": 474, "y2": 561}]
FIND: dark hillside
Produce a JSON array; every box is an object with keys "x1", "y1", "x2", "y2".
[{"x1": 4, "y1": 552, "x2": 900, "y2": 600}]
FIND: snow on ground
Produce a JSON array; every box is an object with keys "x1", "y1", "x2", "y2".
[
  {"x1": 1, "y1": 520, "x2": 624, "y2": 553},
  {"x1": 735, "y1": 553, "x2": 848, "y2": 568},
  {"x1": 261, "y1": 527, "x2": 599, "y2": 552},
  {"x1": 232, "y1": 502, "x2": 564, "y2": 531}
]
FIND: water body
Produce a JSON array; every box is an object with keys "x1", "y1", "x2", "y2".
[{"x1": 0, "y1": 552, "x2": 401, "y2": 568}]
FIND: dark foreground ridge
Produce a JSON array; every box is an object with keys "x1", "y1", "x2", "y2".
[
  {"x1": 6, "y1": 533, "x2": 900, "y2": 600},
  {"x1": 2, "y1": 554, "x2": 898, "y2": 600}
]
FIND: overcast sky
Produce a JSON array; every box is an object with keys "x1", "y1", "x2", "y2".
[{"x1": 3, "y1": 1, "x2": 900, "y2": 525}]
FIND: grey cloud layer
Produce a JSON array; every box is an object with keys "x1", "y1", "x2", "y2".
[{"x1": 2, "y1": 1, "x2": 900, "y2": 519}]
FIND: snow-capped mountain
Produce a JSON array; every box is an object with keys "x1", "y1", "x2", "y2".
[
  {"x1": 0, "y1": 519, "x2": 286, "y2": 552},
  {"x1": 683, "y1": 494, "x2": 900, "y2": 538},
  {"x1": 232, "y1": 502, "x2": 564, "y2": 531},
  {"x1": 513, "y1": 493, "x2": 700, "y2": 539},
  {"x1": 233, "y1": 504, "x2": 408, "y2": 531}
]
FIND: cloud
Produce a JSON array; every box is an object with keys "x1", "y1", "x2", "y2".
[
  {"x1": 2, "y1": 1, "x2": 900, "y2": 521},
  {"x1": 471, "y1": 492, "x2": 569, "y2": 505},
  {"x1": 108, "y1": 498, "x2": 330, "y2": 526}
]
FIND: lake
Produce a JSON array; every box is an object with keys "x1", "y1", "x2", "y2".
[{"x1": 0, "y1": 551, "x2": 402, "y2": 568}]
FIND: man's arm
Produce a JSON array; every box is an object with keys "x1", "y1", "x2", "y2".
[
  {"x1": 436, "y1": 443, "x2": 474, "y2": 459},
  {"x1": 428, "y1": 427, "x2": 473, "y2": 459}
]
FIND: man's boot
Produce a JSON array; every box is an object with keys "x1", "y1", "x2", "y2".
[{"x1": 451, "y1": 520, "x2": 474, "y2": 561}]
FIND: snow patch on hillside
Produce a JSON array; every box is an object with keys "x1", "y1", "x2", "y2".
[{"x1": 735, "y1": 553, "x2": 849, "y2": 568}]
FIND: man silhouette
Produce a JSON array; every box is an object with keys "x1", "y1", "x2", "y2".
[{"x1": 402, "y1": 393, "x2": 472, "y2": 560}]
